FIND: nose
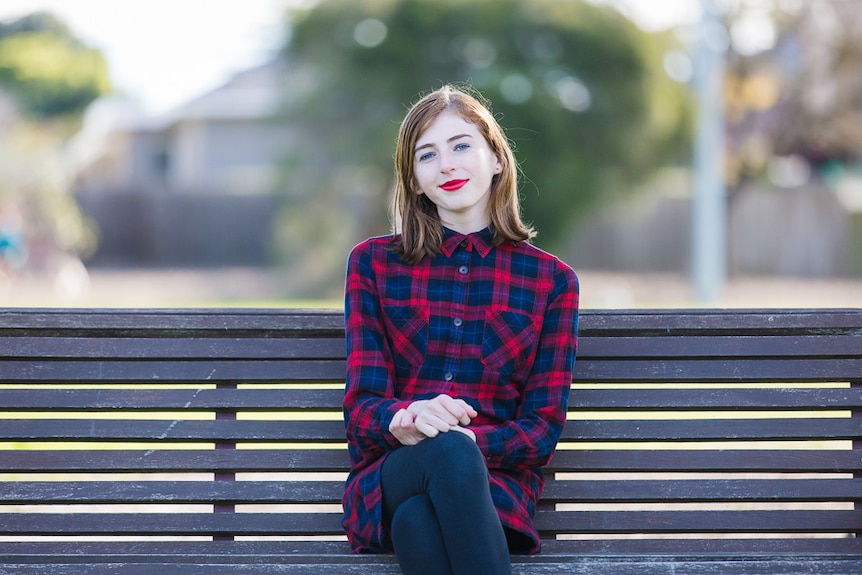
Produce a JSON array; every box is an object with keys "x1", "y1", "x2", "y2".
[{"x1": 439, "y1": 150, "x2": 456, "y2": 172}]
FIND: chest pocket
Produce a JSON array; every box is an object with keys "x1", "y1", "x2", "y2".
[
  {"x1": 383, "y1": 305, "x2": 429, "y2": 371},
  {"x1": 481, "y1": 309, "x2": 538, "y2": 376}
]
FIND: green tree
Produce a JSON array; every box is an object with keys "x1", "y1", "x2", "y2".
[
  {"x1": 281, "y1": 0, "x2": 692, "y2": 253},
  {"x1": 0, "y1": 12, "x2": 106, "y2": 280},
  {"x1": 0, "y1": 11, "x2": 111, "y2": 120}
]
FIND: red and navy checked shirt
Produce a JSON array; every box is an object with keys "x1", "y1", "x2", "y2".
[{"x1": 342, "y1": 226, "x2": 579, "y2": 554}]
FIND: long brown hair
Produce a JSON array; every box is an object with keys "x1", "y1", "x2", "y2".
[{"x1": 392, "y1": 85, "x2": 535, "y2": 264}]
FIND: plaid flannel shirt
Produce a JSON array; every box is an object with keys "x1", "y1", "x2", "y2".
[{"x1": 342, "y1": 226, "x2": 579, "y2": 554}]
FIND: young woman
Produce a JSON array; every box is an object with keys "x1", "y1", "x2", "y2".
[{"x1": 342, "y1": 85, "x2": 579, "y2": 575}]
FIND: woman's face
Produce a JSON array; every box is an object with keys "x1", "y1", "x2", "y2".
[{"x1": 412, "y1": 111, "x2": 502, "y2": 234}]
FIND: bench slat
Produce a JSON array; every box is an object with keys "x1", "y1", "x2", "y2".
[
  {"x1": 3, "y1": 359, "x2": 861, "y2": 384},
  {"x1": 3, "y1": 334, "x2": 860, "y2": 360},
  {"x1": 578, "y1": 335, "x2": 862, "y2": 357},
  {"x1": 3, "y1": 478, "x2": 860, "y2": 504},
  {"x1": 1, "y1": 449, "x2": 352, "y2": 473},
  {"x1": 5, "y1": 449, "x2": 860, "y2": 474},
  {"x1": 2, "y1": 538, "x2": 861, "y2": 560},
  {"x1": 0, "y1": 388, "x2": 346, "y2": 411},
  {"x1": 2, "y1": 418, "x2": 858, "y2": 442},
  {"x1": 2, "y1": 559, "x2": 861, "y2": 575},
  {"x1": 3, "y1": 510, "x2": 861, "y2": 536},
  {"x1": 0, "y1": 337, "x2": 345, "y2": 360},
  {"x1": 535, "y1": 509, "x2": 862, "y2": 534},
  {"x1": 562, "y1": 418, "x2": 862, "y2": 441},
  {"x1": 4, "y1": 387, "x2": 862, "y2": 411},
  {"x1": 575, "y1": 358, "x2": 862, "y2": 382},
  {"x1": 0, "y1": 360, "x2": 346, "y2": 383},
  {"x1": 0, "y1": 309, "x2": 346, "y2": 335}
]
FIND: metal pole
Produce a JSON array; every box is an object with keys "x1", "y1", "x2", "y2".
[{"x1": 691, "y1": 0, "x2": 728, "y2": 304}]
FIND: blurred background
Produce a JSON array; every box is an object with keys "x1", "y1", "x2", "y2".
[{"x1": 0, "y1": 0, "x2": 860, "y2": 309}]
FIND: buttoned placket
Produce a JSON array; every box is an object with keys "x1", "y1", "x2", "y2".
[{"x1": 440, "y1": 239, "x2": 471, "y2": 390}]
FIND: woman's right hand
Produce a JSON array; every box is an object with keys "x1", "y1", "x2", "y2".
[
  {"x1": 389, "y1": 408, "x2": 426, "y2": 446},
  {"x1": 390, "y1": 394, "x2": 477, "y2": 446}
]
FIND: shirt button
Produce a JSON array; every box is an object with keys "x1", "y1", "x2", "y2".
[
  {"x1": 460, "y1": 240, "x2": 468, "y2": 248},
  {"x1": 458, "y1": 265, "x2": 469, "y2": 275},
  {"x1": 444, "y1": 372, "x2": 454, "y2": 382},
  {"x1": 453, "y1": 317, "x2": 463, "y2": 327}
]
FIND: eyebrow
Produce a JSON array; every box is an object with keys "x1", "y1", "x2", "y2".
[{"x1": 415, "y1": 133, "x2": 472, "y2": 153}]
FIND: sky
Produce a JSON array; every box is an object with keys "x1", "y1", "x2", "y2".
[{"x1": 0, "y1": 0, "x2": 701, "y2": 117}]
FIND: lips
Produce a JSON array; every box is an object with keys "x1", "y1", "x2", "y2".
[{"x1": 440, "y1": 179, "x2": 469, "y2": 191}]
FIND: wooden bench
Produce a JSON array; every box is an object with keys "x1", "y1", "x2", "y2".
[{"x1": 1, "y1": 307, "x2": 861, "y2": 574}]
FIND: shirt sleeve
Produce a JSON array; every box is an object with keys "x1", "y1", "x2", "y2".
[
  {"x1": 343, "y1": 241, "x2": 410, "y2": 464},
  {"x1": 470, "y1": 261, "x2": 579, "y2": 470}
]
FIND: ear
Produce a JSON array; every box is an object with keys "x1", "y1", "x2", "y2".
[{"x1": 493, "y1": 156, "x2": 503, "y2": 174}]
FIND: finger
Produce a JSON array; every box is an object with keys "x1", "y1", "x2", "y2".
[
  {"x1": 455, "y1": 399, "x2": 478, "y2": 418},
  {"x1": 389, "y1": 409, "x2": 409, "y2": 432},
  {"x1": 433, "y1": 395, "x2": 475, "y2": 425},
  {"x1": 424, "y1": 397, "x2": 461, "y2": 427},
  {"x1": 414, "y1": 418, "x2": 440, "y2": 438}
]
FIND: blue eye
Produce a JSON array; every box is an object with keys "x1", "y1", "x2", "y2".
[
  {"x1": 418, "y1": 151, "x2": 434, "y2": 162},
  {"x1": 454, "y1": 143, "x2": 469, "y2": 151}
]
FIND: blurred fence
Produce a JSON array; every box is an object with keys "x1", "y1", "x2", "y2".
[
  {"x1": 568, "y1": 179, "x2": 861, "y2": 278},
  {"x1": 75, "y1": 190, "x2": 277, "y2": 267}
]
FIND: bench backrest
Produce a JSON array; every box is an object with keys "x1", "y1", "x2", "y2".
[{"x1": 1, "y1": 308, "x2": 861, "y2": 553}]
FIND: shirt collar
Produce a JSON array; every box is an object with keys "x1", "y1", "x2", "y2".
[{"x1": 441, "y1": 226, "x2": 495, "y2": 258}]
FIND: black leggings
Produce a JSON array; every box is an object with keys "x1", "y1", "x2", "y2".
[{"x1": 381, "y1": 431, "x2": 512, "y2": 575}]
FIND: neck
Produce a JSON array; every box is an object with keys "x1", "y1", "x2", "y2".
[{"x1": 439, "y1": 213, "x2": 490, "y2": 235}]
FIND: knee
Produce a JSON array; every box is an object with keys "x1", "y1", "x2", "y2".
[{"x1": 425, "y1": 431, "x2": 488, "y2": 487}]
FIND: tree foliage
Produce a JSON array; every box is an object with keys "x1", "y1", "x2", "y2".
[
  {"x1": 0, "y1": 12, "x2": 111, "y2": 119},
  {"x1": 282, "y1": 0, "x2": 692, "y2": 250}
]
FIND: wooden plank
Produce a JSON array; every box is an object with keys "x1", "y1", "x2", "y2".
[
  {"x1": 0, "y1": 481, "x2": 345, "y2": 504},
  {"x1": 547, "y1": 450, "x2": 862, "y2": 473},
  {"x1": 1, "y1": 449, "x2": 352, "y2": 473},
  {"x1": 2, "y1": 558, "x2": 862, "y2": 575},
  {"x1": 2, "y1": 538, "x2": 861, "y2": 560},
  {"x1": 1, "y1": 307, "x2": 859, "y2": 336},
  {"x1": 577, "y1": 335, "x2": 862, "y2": 358},
  {"x1": 560, "y1": 419, "x2": 862, "y2": 442},
  {"x1": 533, "y1": 509, "x2": 862, "y2": 534},
  {"x1": 4, "y1": 387, "x2": 862, "y2": 412},
  {"x1": 0, "y1": 359, "x2": 346, "y2": 383},
  {"x1": 3, "y1": 449, "x2": 861, "y2": 475},
  {"x1": 0, "y1": 337, "x2": 345, "y2": 360},
  {"x1": 568, "y1": 388, "x2": 862, "y2": 410},
  {"x1": 573, "y1": 358, "x2": 862, "y2": 382},
  {"x1": 0, "y1": 420, "x2": 347, "y2": 442},
  {"x1": 3, "y1": 355, "x2": 859, "y2": 385},
  {"x1": 4, "y1": 418, "x2": 858, "y2": 443},
  {"x1": 0, "y1": 512, "x2": 346, "y2": 536},
  {"x1": 0, "y1": 308, "x2": 346, "y2": 336},
  {"x1": 4, "y1": 479, "x2": 860, "y2": 505},
  {"x1": 3, "y1": 510, "x2": 862, "y2": 537},
  {"x1": 540, "y1": 478, "x2": 862, "y2": 502},
  {"x1": 574, "y1": 309, "x2": 862, "y2": 336},
  {"x1": 0, "y1": 388, "x2": 346, "y2": 411},
  {"x1": 4, "y1": 334, "x2": 860, "y2": 361}
]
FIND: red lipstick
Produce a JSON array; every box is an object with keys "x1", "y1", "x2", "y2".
[{"x1": 440, "y1": 179, "x2": 468, "y2": 191}]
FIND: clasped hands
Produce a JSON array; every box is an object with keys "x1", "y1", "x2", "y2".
[{"x1": 389, "y1": 394, "x2": 477, "y2": 446}]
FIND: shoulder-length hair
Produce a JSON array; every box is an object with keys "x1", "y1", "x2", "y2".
[{"x1": 392, "y1": 84, "x2": 535, "y2": 264}]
